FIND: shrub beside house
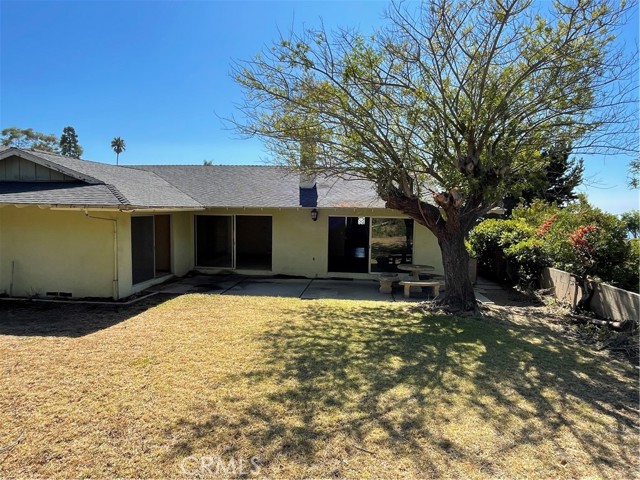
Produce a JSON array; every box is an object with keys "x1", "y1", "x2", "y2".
[{"x1": 469, "y1": 198, "x2": 638, "y2": 294}]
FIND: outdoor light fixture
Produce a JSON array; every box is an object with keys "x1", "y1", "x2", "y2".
[{"x1": 310, "y1": 208, "x2": 319, "y2": 221}]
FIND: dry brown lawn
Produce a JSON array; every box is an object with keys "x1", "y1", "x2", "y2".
[{"x1": 0, "y1": 294, "x2": 637, "y2": 479}]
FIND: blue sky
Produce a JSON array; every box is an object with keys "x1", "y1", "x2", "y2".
[{"x1": 1, "y1": 0, "x2": 638, "y2": 214}]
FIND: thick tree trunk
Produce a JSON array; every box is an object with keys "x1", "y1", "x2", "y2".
[
  {"x1": 387, "y1": 194, "x2": 477, "y2": 313},
  {"x1": 384, "y1": 193, "x2": 479, "y2": 313},
  {"x1": 435, "y1": 227, "x2": 477, "y2": 312},
  {"x1": 575, "y1": 273, "x2": 595, "y2": 312}
]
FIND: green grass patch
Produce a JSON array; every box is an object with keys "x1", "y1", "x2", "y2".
[{"x1": 0, "y1": 295, "x2": 637, "y2": 478}]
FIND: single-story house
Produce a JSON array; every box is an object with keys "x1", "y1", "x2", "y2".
[{"x1": 0, "y1": 146, "x2": 443, "y2": 299}]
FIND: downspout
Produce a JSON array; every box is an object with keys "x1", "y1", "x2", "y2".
[{"x1": 84, "y1": 211, "x2": 119, "y2": 300}]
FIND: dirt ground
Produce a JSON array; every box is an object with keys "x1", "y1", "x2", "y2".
[{"x1": 478, "y1": 284, "x2": 639, "y2": 366}]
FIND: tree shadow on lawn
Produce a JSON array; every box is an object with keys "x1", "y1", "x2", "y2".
[
  {"x1": 0, "y1": 294, "x2": 175, "y2": 337},
  {"x1": 167, "y1": 304, "x2": 638, "y2": 477}
]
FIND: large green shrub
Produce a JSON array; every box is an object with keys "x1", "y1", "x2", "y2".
[
  {"x1": 516, "y1": 198, "x2": 629, "y2": 285},
  {"x1": 467, "y1": 219, "x2": 533, "y2": 260},
  {"x1": 470, "y1": 197, "x2": 637, "y2": 292},
  {"x1": 614, "y1": 239, "x2": 640, "y2": 292},
  {"x1": 503, "y1": 237, "x2": 550, "y2": 289},
  {"x1": 468, "y1": 218, "x2": 544, "y2": 287}
]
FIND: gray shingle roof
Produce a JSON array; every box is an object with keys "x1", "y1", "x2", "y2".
[
  {"x1": 131, "y1": 165, "x2": 385, "y2": 208},
  {"x1": 0, "y1": 148, "x2": 201, "y2": 209},
  {"x1": 24, "y1": 151, "x2": 201, "y2": 208},
  {"x1": 0, "y1": 182, "x2": 121, "y2": 206},
  {"x1": 0, "y1": 147, "x2": 386, "y2": 209}
]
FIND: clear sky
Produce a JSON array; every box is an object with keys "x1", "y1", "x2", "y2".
[{"x1": 1, "y1": 0, "x2": 638, "y2": 214}]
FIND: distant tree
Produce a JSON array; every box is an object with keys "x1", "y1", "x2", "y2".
[
  {"x1": 1, "y1": 127, "x2": 60, "y2": 153},
  {"x1": 621, "y1": 210, "x2": 640, "y2": 239},
  {"x1": 111, "y1": 137, "x2": 126, "y2": 165},
  {"x1": 628, "y1": 158, "x2": 640, "y2": 188},
  {"x1": 59, "y1": 126, "x2": 83, "y2": 158},
  {"x1": 203, "y1": 160, "x2": 214, "y2": 166},
  {"x1": 503, "y1": 146, "x2": 584, "y2": 215}
]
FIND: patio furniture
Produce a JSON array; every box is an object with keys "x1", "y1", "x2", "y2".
[
  {"x1": 399, "y1": 280, "x2": 441, "y2": 298},
  {"x1": 378, "y1": 273, "x2": 399, "y2": 293},
  {"x1": 397, "y1": 263, "x2": 435, "y2": 281}
]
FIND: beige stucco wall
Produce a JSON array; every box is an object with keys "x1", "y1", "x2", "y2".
[
  {"x1": 0, "y1": 206, "x2": 121, "y2": 298},
  {"x1": 0, "y1": 205, "x2": 442, "y2": 299},
  {"x1": 0, "y1": 207, "x2": 197, "y2": 300},
  {"x1": 194, "y1": 207, "x2": 443, "y2": 278}
]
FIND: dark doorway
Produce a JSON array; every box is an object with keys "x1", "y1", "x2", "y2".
[
  {"x1": 154, "y1": 215, "x2": 171, "y2": 274},
  {"x1": 236, "y1": 216, "x2": 272, "y2": 270},
  {"x1": 132, "y1": 215, "x2": 173, "y2": 285},
  {"x1": 328, "y1": 216, "x2": 370, "y2": 273},
  {"x1": 195, "y1": 215, "x2": 233, "y2": 268},
  {"x1": 131, "y1": 216, "x2": 155, "y2": 284}
]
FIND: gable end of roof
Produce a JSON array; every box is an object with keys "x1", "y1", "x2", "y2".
[{"x1": 0, "y1": 147, "x2": 103, "y2": 184}]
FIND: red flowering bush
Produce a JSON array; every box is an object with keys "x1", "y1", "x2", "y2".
[
  {"x1": 568, "y1": 225, "x2": 600, "y2": 260},
  {"x1": 470, "y1": 197, "x2": 637, "y2": 292},
  {"x1": 536, "y1": 214, "x2": 558, "y2": 237}
]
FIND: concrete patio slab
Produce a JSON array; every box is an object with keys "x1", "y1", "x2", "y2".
[
  {"x1": 302, "y1": 279, "x2": 393, "y2": 301},
  {"x1": 222, "y1": 278, "x2": 312, "y2": 298},
  {"x1": 147, "y1": 274, "x2": 243, "y2": 294},
  {"x1": 146, "y1": 274, "x2": 498, "y2": 304},
  {"x1": 475, "y1": 278, "x2": 505, "y2": 291},
  {"x1": 474, "y1": 291, "x2": 495, "y2": 304}
]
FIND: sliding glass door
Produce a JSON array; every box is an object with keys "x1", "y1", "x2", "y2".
[
  {"x1": 328, "y1": 216, "x2": 370, "y2": 273},
  {"x1": 195, "y1": 215, "x2": 272, "y2": 271},
  {"x1": 131, "y1": 216, "x2": 155, "y2": 284},
  {"x1": 195, "y1": 215, "x2": 233, "y2": 268},
  {"x1": 370, "y1": 218, "x2": 414, "y2": 273},
  {"x1": 236, "y1": 216, "x2": 272, "y2": 270},
  {"x1": 328, "y1": 216, "x2": 414, "y2": 274},
  {"x1": 131, "y1": 215, "x2": 172, "y2": 285}
]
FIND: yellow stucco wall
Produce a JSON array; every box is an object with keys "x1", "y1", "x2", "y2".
[
  {"x1": 0, "y1": 208, "x2": 199, "y2": 299},
  {"x1": 171, "y1": 211, "x2": 194, "y2": 277},
  {"x1": 0, "y1": 205, "x2": 442, "y2": 299},
  {"x1": 194, "y1": 207, "x2": 443, "y2": 278},
  {"x1": 0, "y1": 206, "x2": 119, "y2": 298},
  {"x1": 413, "y1": 222, "x2": 444, "y2": 275}
]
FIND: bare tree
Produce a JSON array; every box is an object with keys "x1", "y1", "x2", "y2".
[{"x1": 232, "y1": 0, "x2": 638, "y2": 312}]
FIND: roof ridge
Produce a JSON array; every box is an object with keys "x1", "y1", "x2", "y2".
[
  {"x1": 29, "y1": 148, "x2": 127, "y2": 170},
  {"x1": 135, "y1": 167, "x2": 204, "y2": 207},
  {"x1": 104, "y1": 184, "x2": 131, "y2": 206}
]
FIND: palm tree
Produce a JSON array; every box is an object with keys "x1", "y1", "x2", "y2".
[{"x1": 111, "y1": 137, "x2": 126, "y2": 165}]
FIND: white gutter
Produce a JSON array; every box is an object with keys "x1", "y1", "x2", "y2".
[
  {"x1": 47, "y1": 205, "x2": 204, "y2": 212},
  {"x1": 0, "y1": 205, "x2": 205, "y2": 213}
]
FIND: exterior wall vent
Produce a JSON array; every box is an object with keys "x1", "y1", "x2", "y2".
[{"x1": 45, "y1": 291, "x2": 73, "y2": 298}]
